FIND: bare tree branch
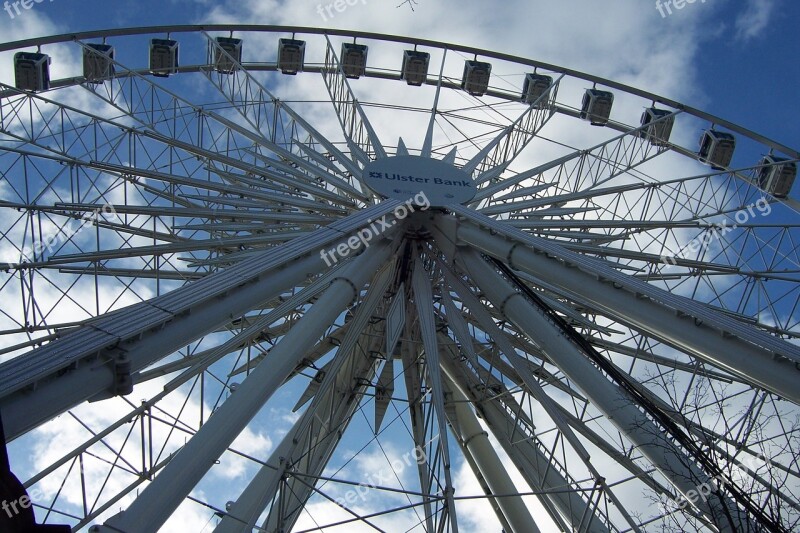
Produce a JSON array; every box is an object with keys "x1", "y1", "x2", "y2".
[{"x1": 397, "y1": 0, "x2": 419, "y2": 11}]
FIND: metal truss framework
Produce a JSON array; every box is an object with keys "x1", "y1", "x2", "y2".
[{"x1": 0, "y1": 25, "x2": 796, "y2": 533}]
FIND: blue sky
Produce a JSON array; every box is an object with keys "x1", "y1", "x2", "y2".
[
  {"x1": 0, "y1": 0, "x2": 798, "y2": 531},
  {"x1": 0, "y1": 0, "x2": 797, "y2": 147}
]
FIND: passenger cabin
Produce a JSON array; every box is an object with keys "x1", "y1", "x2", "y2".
[
  {"x1": 149, "y1": 39, "x2": 179, "y2": 78},
  {"x1": 462, "y1": 60, "x2": 491, "y2": 96},
  {"x1": 698, "y1": 130, "x2": 736, "y2": 170},
  {"x1": 757, "y1": 155, "x2": 797, "y2": 198},
  {"x1": 340, "y1": 43, "x2": 368, "y2": 79},
  {"x1": 278, "y1": 39, "x2": 306, "y2": 75},
  {"x1": 14, "y1": 52, "x2": 50, "y2": 92},
  {"x1": 580, "y1": 89, "x2": 614, "y2": 126},
  {"x1": 214, "y1": 37, "x2": 243, "y2": 73},
  {"x1": 401, "y1": 50, "x2": 430, "y2": 86},
  {"x1": 82, "y1": 43, "x2": 115, "y2": 83},
  {"x1": 522, "y1": 73, "x2": 553, "y2": 107},
  {"x1": 640, "y1": 108, "x2": 674, "y2": 146}
]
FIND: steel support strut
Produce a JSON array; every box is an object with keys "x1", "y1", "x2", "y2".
[
  {"x1": 431, "y1": 222, "x2": 755, "y2": 531},
  {"x1": 438, "y1": 264, "x2": 643, "y2": 532},
  {"x1": 0, "y1": 202, "x2": 402, "y2": 441},
  {"x1": 214, "y1": 262, "x2": 395, "y2": 532},
  {"x1": 445, "y1": 209, "x2": 800, "y2": 405},
  {"x1": 410, "y1": 257, "x2": 460, "y2": 533},
  {"x1": 437, "y1": 337, "x2": 610, "y2": 532},
  {"x1": 95, "y1": 235, "x2": 399, "y2": 533},
  {"x1": 445, "y1": 377, "x2": 540, "y2": 533}
]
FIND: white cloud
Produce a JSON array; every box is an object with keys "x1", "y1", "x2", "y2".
[
  {"x1": 4, "y1": 1, "x2": 790, "y2": 532},
  {"x1": 735, "y1": 0, "x2": 776, "y2": 41},
  {"x1": 192, "y1": 0, "x2": 712, "y2": 101},
  {"x1": 217, "y1": 428, "x2": 273, "y2": 480},
  {"x1": 20, "y1": 376, "x2": 272, "y2": 529}
]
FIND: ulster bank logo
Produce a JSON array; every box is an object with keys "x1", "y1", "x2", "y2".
[
  {"x1": 362, "y1": 155, "x2": 476, "y2": 206},
  {"x1": 367, "y1": 171, "x2": 472, "y2": 188}
]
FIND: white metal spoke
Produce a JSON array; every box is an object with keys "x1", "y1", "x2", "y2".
[{"x1": 0, "y1": 26, "x2": 795, "y2": 533}]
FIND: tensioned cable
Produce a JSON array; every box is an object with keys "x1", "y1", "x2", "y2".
[{"x1": 487, "y1": 255, "x2": 787, "y2": 533}]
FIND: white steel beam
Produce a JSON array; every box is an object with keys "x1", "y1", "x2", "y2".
[
  {"x1": 443, "y1": 209, "x2": 800, "y2": 405},
  {"x1": 462, "y1": 75, "x2": 561, "y2": 182},
  {"x1": 438, "y1": 342, "x2": 610, "y2": 533},
  {"x1": 439, "y1": 267, "x2": 642, "y2": 532},
  {"x1": 0, "y1": 201, "x2": 402, "y2": 440},
  {"x1": 98, "y1": 235, "x2": 398, "y2": 533},
  {"x1": 322, "y1": 35, "x2": 388, "y2": 161},
  {"x1": 446, "y1": 244, "x2": 755, "y2": 532},
  {"x1": 411, "y1": 258, "x2": 459, "y2": 532},
  {"x1": 445, "y1": 376, "x2": 540, "y2": 533},
  {"x1": 215, "y1": 261, "x2": 394, "y2": 532}
]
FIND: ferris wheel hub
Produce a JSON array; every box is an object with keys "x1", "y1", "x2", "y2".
[{"x1": 363, "y1": 155, "x2": 475, "y2": 205}]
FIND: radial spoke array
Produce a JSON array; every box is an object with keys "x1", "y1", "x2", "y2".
[{"x1": 0, "y1": 26, "x2": 796, "y2": 533}]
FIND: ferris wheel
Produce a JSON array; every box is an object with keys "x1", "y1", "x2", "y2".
[{"x1": 0, "y1": 24, "x2": 798, "y2": 533}]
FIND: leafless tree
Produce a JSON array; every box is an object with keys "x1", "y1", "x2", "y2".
[{"x1": 397, "y1": 0, "x2": 419, "y2": 11}]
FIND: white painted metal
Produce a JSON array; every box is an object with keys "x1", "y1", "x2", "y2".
[
  {"x1": 448, "y1": 244, "x2": 755, "y2": 531},
  {"x1": 437, "y1": 340, "x2": 612, "y2": 533},
  {"x1": 100, "y1": 237, "x2": 398, "y2": 532},
  {"x1": 0, "y1": 26, "x2": 796, "y2": 533},
  {"x1": 445, "y1": 377, "x2": 540, "y2": 533},
  {"x1": 215, "y1": 262, "x2": 395, "y2": 532},
  {"x1": 0, "y1": 201, "x2": 404, "y2": 440},
  {"x1": 411, "y1": 258, "x2": 459, "y2": 532},
  {"x1": 446, "y1": 210, "x2": 800, "y2": 404}
]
